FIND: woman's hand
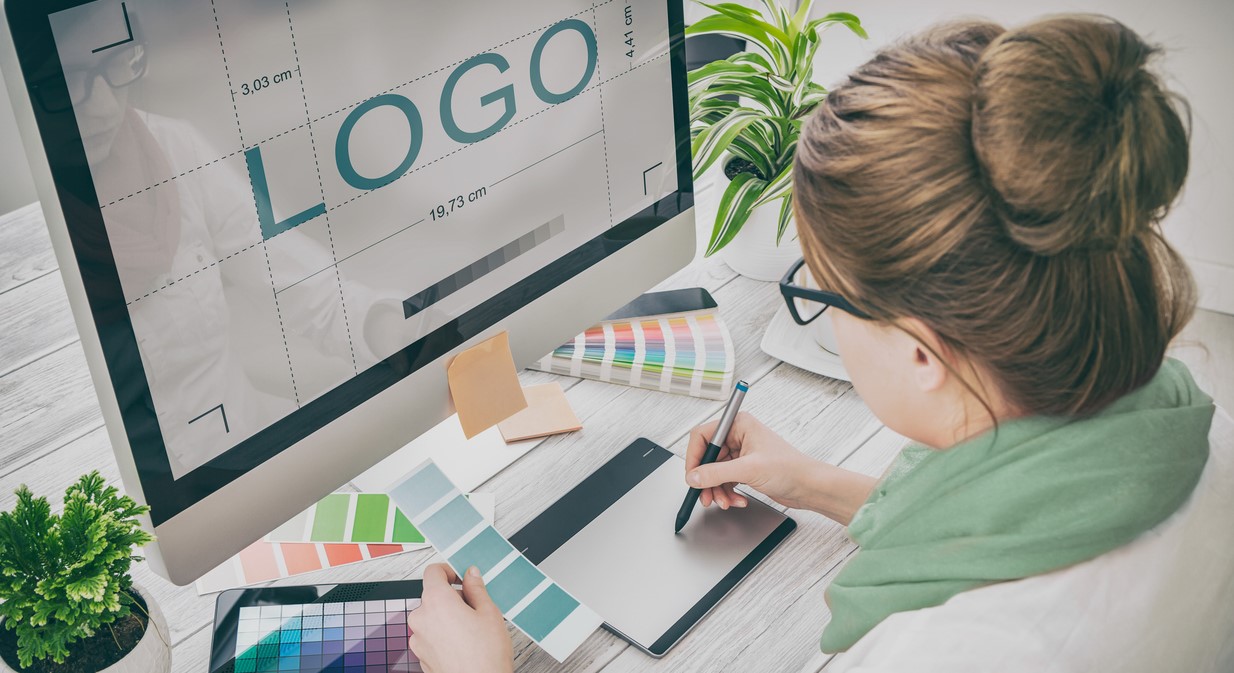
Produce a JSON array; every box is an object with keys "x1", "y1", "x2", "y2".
[
  {"x1": 685, "y1": 412, "x2": 817, "y2": 510},
  {"x1": 685, "y1": 412, "x2": 879, "y2": 523},
  {"x1": 407, "y1": 564, "x2": 513, "y2": 673}
]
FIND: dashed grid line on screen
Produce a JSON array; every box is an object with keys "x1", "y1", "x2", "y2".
[
  {"x1": 209, "y1": 0, "x2": 245, "y2": 146},
  {"x1": 590, "y1": 6, "x2": 614, "y2": 227},
  {"x1": 285, "y1": 0, "x2": 359, "y2": 373},
  {"x1": 210, "y1": 0, "x2": 300, "y2": 404}
]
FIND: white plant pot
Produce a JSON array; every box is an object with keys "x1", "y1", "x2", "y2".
[
  {"x1": 0, "y1": 583, "x2": 171, "y2": 673},
  {"x1": 716, "y1": 187, "x2": 802, "y2": 282}
]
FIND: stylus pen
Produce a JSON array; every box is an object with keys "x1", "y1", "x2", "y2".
[{"x1": 675, "y1": 379, "x2": 750, "y2": 533}]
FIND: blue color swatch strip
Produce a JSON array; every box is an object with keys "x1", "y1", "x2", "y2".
[
  {"x1": 513, "y1": 584, "x2": 580, "y2": 641},
  {"x1": 387, "y1": 462, "x2": 453, "y2": 514},
  {"x1": 448, "y1": 527, "x2": 515, "y2": 575},
  {"x1": 387, "y1": 459, "x2": 602, "y2": 662},
  {"x1": 486, "y1": 556, "x2": 544, "y2": 613},
  {"x1": 417, "y1": 495, "x2": 483, "y2": 549}
]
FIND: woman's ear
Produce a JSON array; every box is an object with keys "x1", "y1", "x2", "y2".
[{"x1": 897, "y1": 318, "x2": 949, "y2": 393}]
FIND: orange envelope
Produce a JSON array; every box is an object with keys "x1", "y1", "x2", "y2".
[
  {"x1": 498, "y1": 383, "x2": 583, "y2": 442},
  {"x1": 447, "y1": 332, "x2": 528, "y2": 438}
]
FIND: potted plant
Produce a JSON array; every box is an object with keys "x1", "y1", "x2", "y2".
[
  {"x1": 688, "y1": 0, "x2": 866, "y2": 280},
  {"x1": 0, "y1": 473, "x2": 169, "y2": 673}
]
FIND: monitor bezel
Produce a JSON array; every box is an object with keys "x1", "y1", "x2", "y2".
[{"x1": 3, "y1": 0, "x2": 694, "y2": 527}]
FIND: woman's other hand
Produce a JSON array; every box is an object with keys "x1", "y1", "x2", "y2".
[{"x1": 407, "y1": 564, "x2": 514, "y2": 673}]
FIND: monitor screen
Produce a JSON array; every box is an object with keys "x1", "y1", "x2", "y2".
[{"x1": 8, "y1": 0, "x2": 690, "y2": 525}]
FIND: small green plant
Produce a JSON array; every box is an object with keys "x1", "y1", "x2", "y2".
[
  {"x1": 0, "y1": 473, "x2": 154, "y2": 669},
  {"x1": 687, "y1": 0, "x2": 866, "y2": 255}
]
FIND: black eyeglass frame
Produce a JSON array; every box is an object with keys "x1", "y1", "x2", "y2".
[
  {"x1": 779, "y1": 257, "x2": 873, "y2": 324},
  {"x1": 30, "y1": 43, "x2": 147, "y2": 114}
]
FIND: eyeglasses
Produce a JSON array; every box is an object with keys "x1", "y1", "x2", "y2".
[
  {"x1": 30, "y1": 44, "x2": 147, "y2": 114},
  {"x1": 779, "y1": 257, "x2": 872, "y2": 324}
]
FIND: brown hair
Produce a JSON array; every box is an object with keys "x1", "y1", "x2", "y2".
[{"x1": 793, "y1": 16, "x2": 1195, "y2": 417}]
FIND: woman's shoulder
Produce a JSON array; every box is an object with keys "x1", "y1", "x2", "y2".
[
  {"x1": 1094, "y1": 357, "x2": 1211, "y2": 420},
  {"x1": 135, "y1": 110, "x2": 221, "y2": 167},
  {"x1": 830, "y1": 407, "x2": 1234, "y2": 673}
]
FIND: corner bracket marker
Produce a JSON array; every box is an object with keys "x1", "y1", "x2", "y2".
[
  {"x1": 91, "y1": 2, "x2": 135, "y2": 53},
  {"x1": 642, "y1": 162, "x2": 663, "y2": 195},
  {"x1": 189, "y1": 403, "x2": 230, "y2": 433}
]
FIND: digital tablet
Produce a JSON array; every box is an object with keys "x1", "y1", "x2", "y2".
[
  {"x1": 510, "y1": 438, "x2": 796, "y2": 657},
  {"x1": 208, "y1": 580, "x2": 423, "y2": 673}
]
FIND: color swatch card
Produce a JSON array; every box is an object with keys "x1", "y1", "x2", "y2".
[
  {"x1": 531, "y1": 310, "x2": 735, "y2": 400},
  {"x1": 266, "y1": 493, "x2": 495, "y2": 545},
  {"x1": 195, "y1": 541, "x2": 419, "y2": 597},
  {"x1": 196, "y1": 495, "x2": 496, "y2": 595},
  {"x1": 389, "y1": 460, "x2": 602, "y2": 662}
]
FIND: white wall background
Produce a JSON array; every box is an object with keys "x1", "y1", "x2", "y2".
[{"x1": 2, "y1": 1, "x2": 1231, "y2": 311}]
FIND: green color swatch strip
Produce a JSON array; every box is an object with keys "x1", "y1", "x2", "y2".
[
  {"x1": 268, "y1": 493, "x2": 436, "y2": 544},
  {"x1": 350, "y1": 494, "x2": 390, "y2": 543},
  {"x1": 392, "y1": 508, "x2": 425, "y2": 544},
  {"x1": 309, "y1": 493, "x2": 349, "y2": 541}
]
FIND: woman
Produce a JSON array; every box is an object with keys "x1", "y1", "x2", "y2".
[{"x1": 405, "y1": 15, "x2": 1232, "y2": 672}]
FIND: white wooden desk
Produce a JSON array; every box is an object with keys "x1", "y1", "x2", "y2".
[{"x1": 0, "y1": 201, "x2": 906, "y2": 673}]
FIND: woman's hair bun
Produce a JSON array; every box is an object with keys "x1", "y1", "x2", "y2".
[{"x1": 970, "y1": 15, "x2": 1189, "y2": 256}]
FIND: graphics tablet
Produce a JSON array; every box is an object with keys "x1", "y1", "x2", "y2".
[
  {"x1": 510, "y1": 438, "x2": 796, "y2": 656},
  {"x1": 208, "y1": 580, "x2": 423, "y2": 673}
]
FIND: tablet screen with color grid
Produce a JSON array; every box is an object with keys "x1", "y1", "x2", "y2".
[
  {"x1": 209, "y1": 581, "x2": 425, "y2": 673},
  {"x1": 234, "y1": 600, "x2": 418, "y2": 672},
  {"x1": 388, "y1": 460, "x2": 602, "y2": 662}
]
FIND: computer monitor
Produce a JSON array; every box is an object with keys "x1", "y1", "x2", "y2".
[{"x1": 0, "y1": 0, "x2": 693, "y2": 585}]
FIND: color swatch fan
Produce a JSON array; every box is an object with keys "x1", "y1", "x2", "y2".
[{"x1": 531, "y1": 309, "x2": 735, "y2": 400}]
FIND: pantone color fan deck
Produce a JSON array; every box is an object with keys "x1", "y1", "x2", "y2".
[{"x1": 532, "y1": 309, "x2": 735, "y2": 400}]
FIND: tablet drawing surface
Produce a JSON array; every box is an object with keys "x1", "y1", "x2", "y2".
[{"x1": 529, "y1": 442, "x2": 791, "y2": 653}]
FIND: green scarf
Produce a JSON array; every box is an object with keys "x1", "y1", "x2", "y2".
[{"x1": 821, "y1": 358, "x2": 1213, "y2": 653}]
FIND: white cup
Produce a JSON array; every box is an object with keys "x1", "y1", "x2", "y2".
[{"x1": 810, "y1": 313, "x2": 843, "y2": 357}]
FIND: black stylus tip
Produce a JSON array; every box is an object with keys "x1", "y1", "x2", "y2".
[{"x1": 674, "y1": 518, "x2": 685, "y2": 534}]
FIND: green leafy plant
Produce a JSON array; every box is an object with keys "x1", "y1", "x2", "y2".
[
  {"x1": 688, "y1": 0, "x2": 866, "y2": 256},
  {"x1": 0, "y1": 473, "x2": 154, "y2": 669}
]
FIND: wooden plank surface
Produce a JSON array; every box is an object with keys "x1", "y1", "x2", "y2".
[
  {"x1": 0, "y1": 343, "x2": 102, "y2": 475},
  {"x1": 0, "y1": 203, "x2": 895, "y2": 672},
  {"x1": 0, "y1": 202, "x2": 58, "y2": 295},
  {"x1": 0, "y1": 271, "x2": 78, "y2": 378}
]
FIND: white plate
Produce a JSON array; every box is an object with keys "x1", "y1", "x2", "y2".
[{"x1": 760, "y1": 305, "x2": 850, "y2": 382}]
